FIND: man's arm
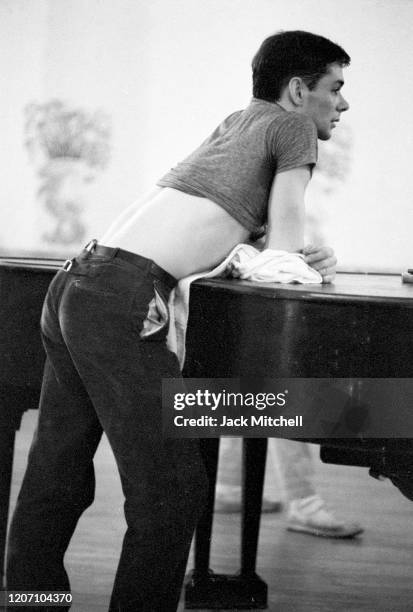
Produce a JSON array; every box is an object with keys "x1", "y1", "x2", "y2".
[
  {"x1": 264, "y1": 166, "x2": 337, "y2": 283},
  {"x1": 265, "y1": 166, "x2": 311, "y2": 252}
]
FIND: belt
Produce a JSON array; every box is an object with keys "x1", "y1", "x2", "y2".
[{"x1": 63, "y1": 239, "x2": 177, "y2": 290}]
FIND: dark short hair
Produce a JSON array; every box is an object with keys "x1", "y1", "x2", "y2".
[{"x1": 252, "y1": 30, "x2": 350, "y2": 101}]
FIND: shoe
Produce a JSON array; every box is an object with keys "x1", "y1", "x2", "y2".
[
  {"x1": 286, "y1": 495, "x2": 363, "y2": 539},
  {"x1": 214, "y1": 496, "x2": 283, "y2": 514}
]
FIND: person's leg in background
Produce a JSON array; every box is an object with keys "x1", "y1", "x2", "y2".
[
  {"x1": 215, "y1": 437, "x2": 282, "y2": 513},
  {"x1": 268, "y1": 439, "x2": 363, "y2": 538},
  {"x1": 216, "y1": 437, "x2": 363, "y2": 538}
]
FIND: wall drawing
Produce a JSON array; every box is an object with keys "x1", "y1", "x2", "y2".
[{"x1": 24, "y1": 100, "x2": 111, "y2": 245}]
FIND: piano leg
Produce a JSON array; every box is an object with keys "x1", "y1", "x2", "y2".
[
  {"x1": 194, "y1": 438, "x2": 220, "y2": 575},
  {"x1": 239, "y1": 438, "x2": 268, "y2": 604},
  {"x1": 185, "y1": 438, "x2": 268, "y2": 610},
  {"x1": 185, "y1": 438, "x2": 219, "y2": 608}
]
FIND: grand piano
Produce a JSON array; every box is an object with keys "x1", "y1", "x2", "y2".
[{"x1": 1, "y1": 257, "x2": 413, "y2": 609}]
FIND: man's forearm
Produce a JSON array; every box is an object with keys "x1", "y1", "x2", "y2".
[{"x1": 264, "y1": 202, "x2": 305, "y2": 252}]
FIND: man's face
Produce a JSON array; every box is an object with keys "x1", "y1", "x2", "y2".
[{"x1": 301, "y1": 62, "x2": 349, "y2": 140}]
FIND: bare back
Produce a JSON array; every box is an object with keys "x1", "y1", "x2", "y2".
[{"x1": 101, "y1": 187, "x2": 250, "y2": 279}]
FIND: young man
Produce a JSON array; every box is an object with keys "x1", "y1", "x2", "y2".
[{"x1": 7, "y1": 31, "x2": 350, "y2": 611}]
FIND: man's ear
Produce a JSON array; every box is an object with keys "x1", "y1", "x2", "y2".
[{"x1": 288, "y1": 77, "x2": 306, "y2": 107}]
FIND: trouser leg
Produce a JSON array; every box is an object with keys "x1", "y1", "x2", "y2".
[
  {"x1": 7, "y1": 337, "x2": 102, "y2": 597},
  {"x1": 217, "y1": 438, "x2": 316, "y2": 505},
  {"x1": 217, "y1": 437, "x2": 242, "y2": 488},
  {"x1": 268, "y1": 439, "x2": 315, "y2": 501},
  {"x1": 84, "y1": 341, "x2": 206, "y2": 612},
  {"x1": 108, "y1": 435, "x2": 206, "y2": 612}
]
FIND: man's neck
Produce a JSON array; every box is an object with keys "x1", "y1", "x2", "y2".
[{"x1": 275, "y1": 96, "x2": 295, "y2": 112}]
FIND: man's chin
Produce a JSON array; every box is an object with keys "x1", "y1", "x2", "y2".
[{"x1": 318, "y1": 131, "x2": 332, "y2": 141}]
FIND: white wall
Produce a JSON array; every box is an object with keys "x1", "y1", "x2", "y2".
[
  {"x1": 0, "y1": 0, "x2": 48, "y2": 246},
  {"x1": 1, "y1": 0, "x2": 412, "y2": 270}
]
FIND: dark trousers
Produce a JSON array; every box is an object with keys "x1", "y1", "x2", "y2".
[{"x1": 6, "y1": 244, "x2": 208, "y2": 611}]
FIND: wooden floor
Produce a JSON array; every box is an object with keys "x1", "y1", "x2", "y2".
[{"x1": 6, "y1": 411, "x2": 413, "y2": 612}]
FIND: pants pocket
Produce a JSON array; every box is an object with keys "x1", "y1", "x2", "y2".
[{"x1": 139, "y1": 280, "x2": 170, "y2": 341}]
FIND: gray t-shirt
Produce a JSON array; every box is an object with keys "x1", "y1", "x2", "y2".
[{"x1": 157, "y1": 98, "x2": 318, "y2": 233}]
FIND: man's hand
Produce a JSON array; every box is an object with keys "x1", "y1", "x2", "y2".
[{"x1": 303, "y1": 245, "x2": 337, "y2": 283}]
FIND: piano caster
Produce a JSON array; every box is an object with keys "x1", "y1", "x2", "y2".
[{"x1": 185, "y1": 569, "x2": 268, "y2": 609}]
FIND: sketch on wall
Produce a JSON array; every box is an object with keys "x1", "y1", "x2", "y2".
[
  {"x1": 306, "y1": 123, "x2": 353, "y2": 245},
  {"x1": 24, "y1": 100, "x2": 111, "y2": 245}
]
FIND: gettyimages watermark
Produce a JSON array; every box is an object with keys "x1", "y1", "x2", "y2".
[{"x1": 162, "y1": 378, "x2": 413, "y2": 438}]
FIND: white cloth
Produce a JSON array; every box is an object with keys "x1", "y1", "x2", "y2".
[
  {"x1": 167, "y1": 244, "x2": 322, "y2": 369},
  {"x1": 225, "y1": 244, "x2": 322, "y2": 283}
]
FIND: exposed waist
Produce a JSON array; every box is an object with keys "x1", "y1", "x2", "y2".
[{"x1": 101, "y1": 188, "x2": 250, "y2": 277}]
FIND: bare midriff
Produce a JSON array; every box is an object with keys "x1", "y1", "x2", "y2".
[{"x1": 100, "y1": 187, "x2": 250, "y2": 279}]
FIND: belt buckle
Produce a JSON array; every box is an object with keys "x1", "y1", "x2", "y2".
[{"x1": 62, "y1": 258, "x2": 74, "y2": 272}]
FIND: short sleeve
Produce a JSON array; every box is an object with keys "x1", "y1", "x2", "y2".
[{"x1": 268, "y1": 113, "x2": 318, "y2": 173}]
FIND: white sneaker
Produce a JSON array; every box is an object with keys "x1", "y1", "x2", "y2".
[{"x1": 287, "y1": 495, "x2": 363, "y2": 538}]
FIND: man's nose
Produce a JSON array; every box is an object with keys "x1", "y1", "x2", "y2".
[{"x1": 338, "y1": 93, "x2": 350, "y2": 112}]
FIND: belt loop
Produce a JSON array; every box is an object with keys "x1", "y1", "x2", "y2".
[
  {"x1": 62, "y1": 258, "x2": 74, "y2": 272},
  {"x1": 85, "y1": 239, "x2": 98, "y2": 253}
]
